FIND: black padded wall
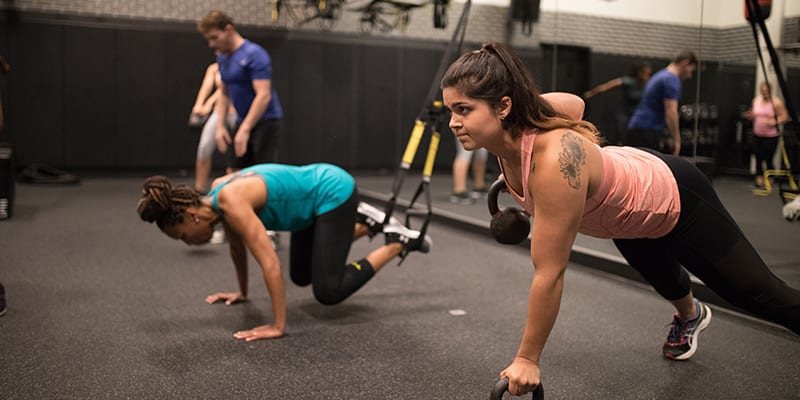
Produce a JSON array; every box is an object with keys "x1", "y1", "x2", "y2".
[
  {"x1": 356, "y1": 44, "x2": 403, "y2": 170},
  {"x1": 63, "y1": 26, "x2": 116, "y2": 167},
  {"x1": 284, "y1": 39, "x2": 356, "y2": 167},
  {"x1": 0, "y1": 12, "x2": 788, "y2": 174},
  {"x1": 116, "y1": 29, "x2": 167, "y2": 166},
  {"x1": 8, "y1": 23, "x2": 65, "y2": 165}
]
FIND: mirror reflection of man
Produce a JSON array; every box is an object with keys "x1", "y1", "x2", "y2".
[{"x1": 627, "y1": 50, "x2": 698, "y2": 155}]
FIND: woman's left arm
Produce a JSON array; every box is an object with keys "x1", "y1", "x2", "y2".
[
  {"x1": 217, "y1": 182, "x2": 287, "y2": 340},
  {"x1": 541, "y1": 92, "x2": 585, "y2": 120}
]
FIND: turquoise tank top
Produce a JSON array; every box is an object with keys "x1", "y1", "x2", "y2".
[{"x1": 207, "y1": 163, "x2": 355, "y2": 231}]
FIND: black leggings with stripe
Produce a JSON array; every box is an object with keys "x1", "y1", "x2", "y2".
[
  {"x1": 288, "y1": 188, "x2": 375, "y2": 305},
  {"x1": 612, "y1": 150, "x2": 800, "y2": 334}
]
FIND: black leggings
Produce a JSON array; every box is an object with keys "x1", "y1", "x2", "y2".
[
  {"x1": 753, "y1": 136, "x2": 779, "y2": 176},
  {"x1": 288, "y1": 188, "x2": 375, "y2": 305},
  {"x1": 613, "y1": 150, "x2": 800, "y2": 334}
]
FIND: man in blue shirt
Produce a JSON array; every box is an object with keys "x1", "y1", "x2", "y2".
[
  {"x1": 627, "y1": 50, "x2": 697, "y2": 155},
  {"x1": 197, "y1": 10, "x2": 284, "y2": 172}
]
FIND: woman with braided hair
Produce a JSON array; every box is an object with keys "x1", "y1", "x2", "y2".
[
  {"x1": 441, "y1": 42, "x2": 799, "y2": 396},
  {"x1": 137, "y1": 163, "x2": 431, "y2": 341}
]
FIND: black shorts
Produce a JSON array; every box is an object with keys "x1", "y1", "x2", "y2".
[{"x1": 227, "y1": 118, "x2": 281, "y2": 169}]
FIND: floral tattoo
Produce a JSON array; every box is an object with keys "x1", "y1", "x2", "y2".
[{"x1": 559, "y1": 131, "x2": 586, "y2": 190}]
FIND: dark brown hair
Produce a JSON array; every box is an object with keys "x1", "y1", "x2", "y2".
[
  {"x1": 672, "y1": 49, "x2": 698, "y2": 66},
  {"x1": 137, "y1": 176, "x2": 201, "y2": 230},
  {"x1": 441, "y1": 42, "x2": 600, "y2": 144},
  {"x1": 197, "y1": 10, "x2": 234, "y2": 34},
  {"x1": 631, "y1": 60, "x2": 652, "y2": 78}
]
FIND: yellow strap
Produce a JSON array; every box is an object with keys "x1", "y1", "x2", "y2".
[
  {"x1": 423, "y1": 131, "x2": 441, "y2": 178},
  {"x1": 401, "y1": 120, "x2": 426, "y2": 167}
]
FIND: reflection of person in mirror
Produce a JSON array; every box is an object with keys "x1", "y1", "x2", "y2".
[
  {"x1": 742, "y1": 81, "x2": 790, "y2": 188},
  {"x1": 627, "y1": 50, "x2": 698, "y2": 155},
  {"x1": 442, "y1": 42, "x2": 800, "y2": 397},
  {"x1": 583, "y1": 61, "x2": 652, "y2": 146}
]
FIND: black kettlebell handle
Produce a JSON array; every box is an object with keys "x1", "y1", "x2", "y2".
[
  {"x1": 487, "y1": 179, "x2": 507, "y2": 217},
  {"x1": 490, "y1": 378, "x2": 544, "y2": 400}
]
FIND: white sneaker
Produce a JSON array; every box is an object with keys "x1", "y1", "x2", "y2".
[
  {"x1": 210, "y1": 227, "x2": 226, "y2": 244},
  {"x1": 383, "y1": 224, "x2": 432, "y2": 254},
  {"x1": 782, "y1": 196, "x2": 800, "y2": 221},
  {"x1": 357, "y1": 202, "x2": 401, "y2": 237},
  {"x1": 267, "y1": 230, "x2": 280, "y2": 250}
]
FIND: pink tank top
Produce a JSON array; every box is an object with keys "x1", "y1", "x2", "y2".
[
  {"x1": 499, "y1": 131, "x2": 681, "y2": 239},
  {"x1": 752, "y1": 97, "x2": 779, "y2": 138}
]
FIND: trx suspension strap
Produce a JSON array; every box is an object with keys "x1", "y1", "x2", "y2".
[
  {"x1": 745, "y1": 0, "x2": 800, "y2": 197},
  {"x1": 383, "y1": 0, "x2": 472, "y2": 263}
]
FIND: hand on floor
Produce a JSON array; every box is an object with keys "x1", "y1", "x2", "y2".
[
  {"x1": 233, "y1": 324, "x2": 284, "y2": 341},
  {"x1": 206, "y1": 292, "x2": 246, "y2": 305}
]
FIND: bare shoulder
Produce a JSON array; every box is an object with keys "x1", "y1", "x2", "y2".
[
  {"x1": 210, "y1": 174, "x2": 231, "y2": 191},
  {"x1": 217, "y1": 173, "x2": 267, "y2": 210},
  {"x1": 534, "y1": 129, "x2": 601, "y2": 192}
]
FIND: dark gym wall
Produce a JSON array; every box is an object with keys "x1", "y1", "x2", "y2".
[
  {"x1": 0, "y1": 12, "x2": 794, "y2": 174},
  {"x1": 1, "y1": 13, "x2": 461, "y2": 172}
]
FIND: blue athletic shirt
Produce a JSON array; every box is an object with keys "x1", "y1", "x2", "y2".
[
  {"x1": 217, "y1": 40, "x2": 284, "y2": 122},
  {"x1": 207, "y1": 163, "x2": 354, "y2": 231},
  {"x1": 627, "y1": 69, "x2": 681, "y2": 131}
]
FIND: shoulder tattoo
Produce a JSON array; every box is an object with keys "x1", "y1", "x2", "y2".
[{"x1": 558, "y1": 131, "x2": 586, "y2": 190}]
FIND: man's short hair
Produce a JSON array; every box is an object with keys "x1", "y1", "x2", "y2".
[
  {"x1": 672, "y1": 50, "x2": 698, "y2": 66},
  {"x1": 197, "y1": 10, "x2": 234, "y2": 34}
]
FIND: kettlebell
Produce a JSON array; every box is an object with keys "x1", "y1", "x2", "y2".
[
  {"x1": 487, "y1": 179, "x2": 530, "y2": 245},
  {"x1": 490, "y1": 378, "x2": 544, "y2": 400}
]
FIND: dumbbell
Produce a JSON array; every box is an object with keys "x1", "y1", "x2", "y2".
[
  {"x1": 490, "y1": 378, "x2": 543, "y2": 400},
  {"x1": 487, "y1": 179, "x2": 530, "y2": 245}
]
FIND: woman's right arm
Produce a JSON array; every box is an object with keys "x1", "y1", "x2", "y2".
[{"x1": 500, "y1": 129, "x2": 590, "y2": 396}]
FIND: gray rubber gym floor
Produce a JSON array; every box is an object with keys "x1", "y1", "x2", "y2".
[{"x1": 1, "y1": 176, "x2": 798, "y2": 399}]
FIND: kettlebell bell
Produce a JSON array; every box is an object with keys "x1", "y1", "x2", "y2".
[
  {"x1": 487, "y1": 179, "x2": 530, "y2": 245},
  {"x1": 490, "y1": 378, "x2": 544, "y2": 400}
]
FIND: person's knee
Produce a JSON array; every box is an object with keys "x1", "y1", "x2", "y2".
[{"x1": 313, "y1": 286, "x2": 345, "y2": 306}]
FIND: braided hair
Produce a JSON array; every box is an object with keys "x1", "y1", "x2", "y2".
[
  {"x1": 137, "y1": 176, "x2": 202, "y2": 230},
  {"x1": 441, "y1": 42, "x2": 601, "y2": 144}
]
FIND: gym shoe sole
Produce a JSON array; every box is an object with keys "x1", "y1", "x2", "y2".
[
  {"x1": 449, "y1": 193, "x2": 475, "y2": 205},
  {"x1": 209, "y1": 228, "x2": 226, "y2": 245},
  {"x1": 384, "y1": 224, "x2": 432, "y2": 254},
  {"x1": 663, "y1": 302, "x2": 712, "y2": 361},
  {"x1": 357, "y1": 202, "x2": 401, "y2": 235}
]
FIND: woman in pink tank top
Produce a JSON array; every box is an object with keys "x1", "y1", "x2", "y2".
[
  {"x1": 743, "y1": 82, "x2": 789, "y2": 187},
  {"x1": 441, "y1": 43, "x2": 799, "y2": 397}
]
